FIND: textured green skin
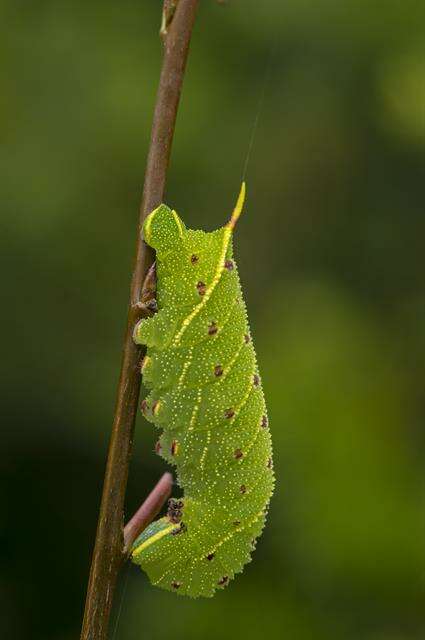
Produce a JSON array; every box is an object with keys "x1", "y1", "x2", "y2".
[{"x1": 132, "y1": 201, "x2": 274, "y2": 597}]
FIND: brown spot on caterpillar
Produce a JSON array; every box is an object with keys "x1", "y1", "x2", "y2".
[
  {"x1": 141, "y1": 399, "x2": 148, "y2": 414},
  {"x1": 168, "y1": 498, "x2": 184, "y2": 510},
  {"x1": 244, "y1": 333, "x2": 251, "y2": 344},
  {"x1": 171, "y1": 581, "x2": 181, "y2": 589},
  {"x1": 233, "y1": 520, "x2": 241, "y2": 526},
  {"x1": 224, "y1": 259, "x2": 234, "y2": 270},
  {"x1": 214, "y1": 364, "x2": 223, "y2": 377},
  {"x1": 171, "y1": 440, "x2": 179, "y2": 456},
  {"x1": 169, "y1": 510, "x2": 182, "y2": 523},
  {"x1": 190, "y1": 254, "x2": 198, "y2": 264},
  {"x1": 261, "y1": 415, "x2": 268, "y2": 428},
  {"x1": 208, "y1": 321, "x2": 218, "y2": 336},
  {"x1": 218, "y1": 576, "x2": 229, "y2": 586},
  {"x1": 253, "y1": 374, "x2": 260, "y2": 387},
  {"x1": 196, "y1": 281, "x2": 206, "y2": 296},
  {"x1": 267, "y1": 458, "x2": 273, "y2": 469},
  {"x1": 167, "y1": 498, "x2": 184, "y2": 524},
  {"x1": 155, "y1": 440, "x2": 162, "y2": 454},
  {"x1": 239, "y1": 484, "x2": 247, "y2": 494},
  {"x1": 224, "y1": 408, "x2": 235, "y2": 419},
  {"x1": 234, "y1": 448, "x2": 243, "y2": 459},
  {"x1": 206, "y1": 553, "x2": 215, "y2": 561},
  {"x1": 171, "y1": 522, "x2": 187, "y2": 535}
]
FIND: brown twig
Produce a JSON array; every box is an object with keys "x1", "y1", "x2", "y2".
[
  {"x1": 80, "y1": 2, "x2": 199, "y2": 638},
  {"x1": 123, "y1": 472, "x2": 174, "y2": 555}
]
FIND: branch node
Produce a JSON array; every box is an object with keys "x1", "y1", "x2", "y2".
[{"x1": 160, "y1": 0, "x2": 179, "y2": 40}]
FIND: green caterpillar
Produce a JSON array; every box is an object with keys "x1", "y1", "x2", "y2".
[{"x1": 132, "y1": 184, "x2": 274, "y2": 597}]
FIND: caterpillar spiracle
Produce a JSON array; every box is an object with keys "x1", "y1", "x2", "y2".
[{"x1": 131, "y1": 183, "x2": 274, "y2": 597}]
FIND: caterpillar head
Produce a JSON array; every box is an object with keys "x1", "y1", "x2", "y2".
[{"x1": 143, "y1": 205, "x2": 186, "y2": 255}]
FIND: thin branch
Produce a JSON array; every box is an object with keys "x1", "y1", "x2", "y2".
[
  {"x1": 80, "y1": 2, "x2": 199, "y2": 638},
  {"x1": 123, "y1": 472, "x2": 174, "y2": 555}
]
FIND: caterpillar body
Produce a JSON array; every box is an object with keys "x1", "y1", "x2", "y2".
[{"x1": 132, "y1": 184, "x2": 274, "y2": 597}]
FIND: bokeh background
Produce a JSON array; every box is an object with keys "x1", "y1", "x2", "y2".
[{"x1": 1, "y1": 1, "x2": 424, "y2": 638}]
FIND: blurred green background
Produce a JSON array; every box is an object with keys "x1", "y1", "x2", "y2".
[{"x1": 1, "y1": 1, "x2": 424, "y2": 638}]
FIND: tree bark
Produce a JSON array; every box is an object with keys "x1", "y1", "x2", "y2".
[{"x1": 80, "y1": 2, "x2": 199, "y2": 638}]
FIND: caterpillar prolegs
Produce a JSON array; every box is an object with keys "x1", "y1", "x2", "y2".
[{"x1": 132, "y1": 184, "x2": 274, "y2": 597}]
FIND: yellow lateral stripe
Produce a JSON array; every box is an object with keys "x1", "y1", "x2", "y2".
[
  {"x1": 188, "y1": 389, "x2": 202, "y2": 431},
  {"x1": 172, "y1": 226, "x2": 232, "y2": 345},
  {"x1": 171, "y1": 184, "x2": 246, "y2": 346},
  {"x1": 222, "y1": 337, "x2": 245, "y2": 378},
  {"x1": 177, "y1": 346, "x2": 193, "y2": 389},
  {"x1": 199, "y1": 429, "x2": 211, "y2": 472},
  {"x1": 131, "y1": 523, "x2": 179, "y2": 556},
  {"x1": 229, "y1": 379, "x2": 254, "y2": 425}
]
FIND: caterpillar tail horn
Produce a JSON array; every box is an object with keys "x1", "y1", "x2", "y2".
[{"x1": 227, "y1": 182, "x2": 246, "y2": 230}]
